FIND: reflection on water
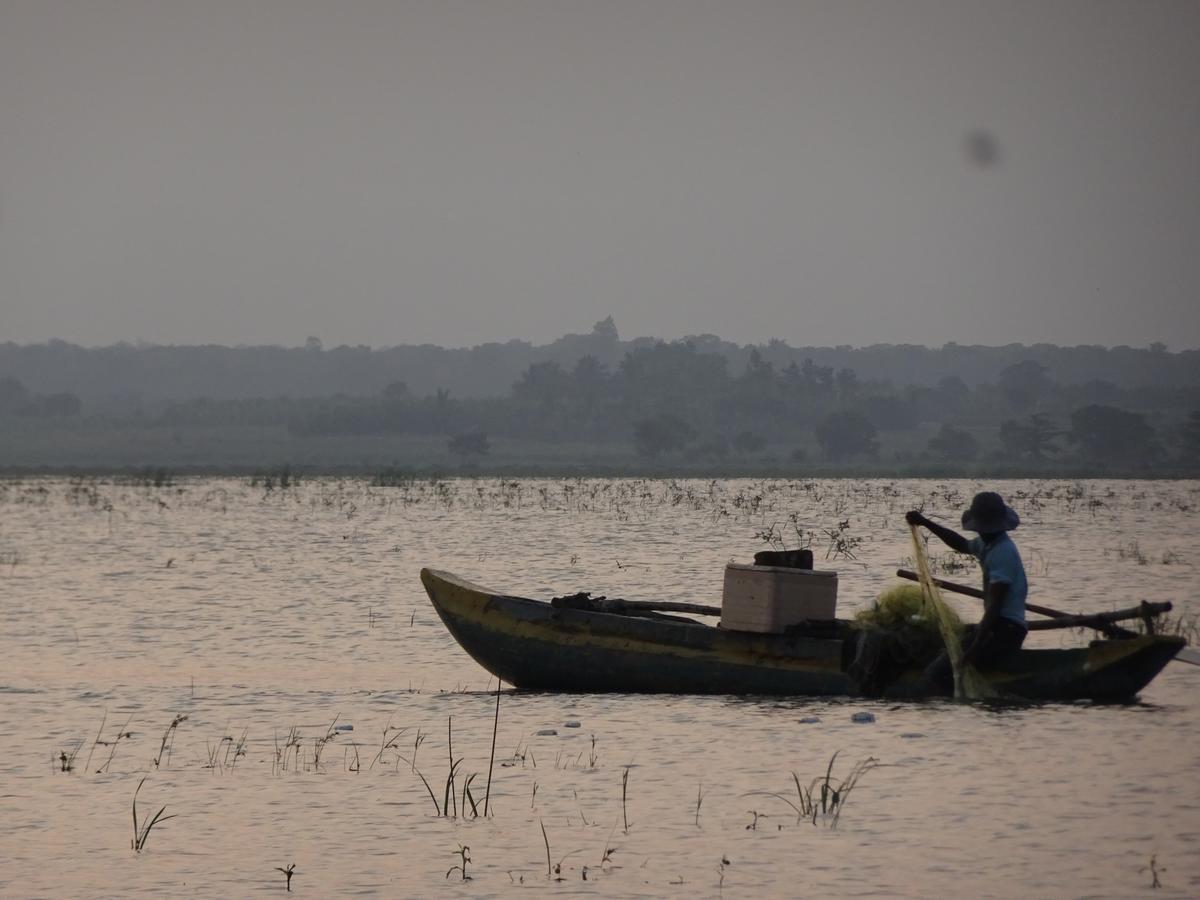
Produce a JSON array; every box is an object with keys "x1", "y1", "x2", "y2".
[{"x1": 1, "y1": 477, "x2": 1198, "y2": 897}]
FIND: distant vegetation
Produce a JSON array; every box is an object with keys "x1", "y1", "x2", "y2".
[{"x1": 1, "y1": 320, "x2": 1198, "y2": 475}]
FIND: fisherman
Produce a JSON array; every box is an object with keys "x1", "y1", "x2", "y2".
[{"x1": 906, "y1": 491, "x2": 1028, "y2": 692}]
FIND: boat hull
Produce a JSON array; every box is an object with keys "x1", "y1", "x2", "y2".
[{"x1": 420, "y1": 568, "x2": 1184, "y2": 701}]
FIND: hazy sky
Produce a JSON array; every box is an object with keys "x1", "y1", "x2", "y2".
[{"x1": 1, "y1": 0, "x2": 1198, "y2": 350}]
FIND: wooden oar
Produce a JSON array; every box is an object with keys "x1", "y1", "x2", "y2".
[{"x1": 896, "y1": 568, "x2": 1200, "y2": 667}]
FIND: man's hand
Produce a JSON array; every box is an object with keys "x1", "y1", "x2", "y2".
[{"x1": 905, "y1": 510, "x2": 926, "y2": 527}]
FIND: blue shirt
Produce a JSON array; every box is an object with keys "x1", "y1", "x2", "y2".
[{"x1": 967, "y1": 533, "x2": 1028, "y2": 630}]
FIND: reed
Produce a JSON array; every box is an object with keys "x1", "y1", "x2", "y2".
[
  {"x1": 274, "y1": 863, "x2": 296, "y2": 892},
  {"x1": 621, "y1": 765, "x2": 631, "y2": 832},
  {"x1": 483, "y1": 679, "x2": 501, "y2": 817},
  {"x1": 57, "y1": 740, "x2": 84, "y2": 773},
  {"x1": 445, "y1": 716, "x2": 458, "y2": 817},
  {"x1": 311, "y1": 716, "x2": 341, "y2": 772},
  {"x1": 130, "y1": 776, "x2": 176, "y2": 852},
  {"x1": 96, "y1": 714, "x2": 134, "y2": 774},
  {"x1": 445, "y1": 844, "x2": 472, "y2": 882},
  {"x1": 152, "y1": 714, "x2": 188, "y2": 769},
  {"x1": 1140, "y1": 854, "x2": 1163, "y2": 889},
  {"x1": 746, "y1": 752, "x2": 881, "y2": 828}
]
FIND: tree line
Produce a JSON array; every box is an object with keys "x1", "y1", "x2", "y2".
[
  {"x1": 2, "y1": 318, "x2": 1198, "y2": 411},
  {"x1": 155, "y1": 342, "x2": 1197, "y2": 470},
  {"x1": 2, "y1": 321, "x2": 1198, "y2": 472}
]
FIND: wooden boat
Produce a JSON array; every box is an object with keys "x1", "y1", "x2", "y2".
[{"x1": 420, "y1": 568, "x2": 1185, "y2": 701}]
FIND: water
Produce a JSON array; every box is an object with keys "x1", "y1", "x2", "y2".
[{"x1": 1, "y1": 476, "x2": 1197, "y2": 898}]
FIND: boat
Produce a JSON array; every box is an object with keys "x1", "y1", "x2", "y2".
[{"x1": 420, "y1": 568, "x2": 1185, "y2": 701}]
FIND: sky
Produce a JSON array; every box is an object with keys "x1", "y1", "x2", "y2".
[{"x1": 1, "y1": 0, "x2": 1198, "y2": 350}]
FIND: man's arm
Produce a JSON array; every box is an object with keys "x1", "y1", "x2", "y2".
[{"x1": 905, "y1": 511, "x2": 970, "y2": 554}]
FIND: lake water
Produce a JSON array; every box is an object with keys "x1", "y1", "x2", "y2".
[{"x1": 1, "y1": 476, "x2": 1198, "y2": 898}]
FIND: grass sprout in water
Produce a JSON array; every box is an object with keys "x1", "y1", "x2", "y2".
[
  {"x1": 130, "y1": 776, "x2": 176, "y2": 853},
  {"x1": 746, "y1": 752, "x2": 881, "y2": 828}
]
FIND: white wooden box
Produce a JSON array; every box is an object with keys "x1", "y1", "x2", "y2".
[{"x1": 720, "y1": 563, "x2": 838, "y2": 633}]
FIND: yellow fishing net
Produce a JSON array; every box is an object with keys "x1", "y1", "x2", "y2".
[
  {"x1": 908, "y1": 524, "x2": 996, "y2": 699},
  {"x1": 856, "y1": 584, "x2": 960, "y2": 634}
]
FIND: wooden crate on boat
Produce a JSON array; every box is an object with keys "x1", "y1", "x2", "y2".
[{"x1": 721, "y1": 563, "x2": 838, "y2": 633}]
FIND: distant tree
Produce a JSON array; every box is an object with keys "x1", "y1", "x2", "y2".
[
  {"x1": 571, "y1": 354, "x2": 608, "y2": 389},
  {"x1": 304, "y1": 336, "x2": 323, "y2": 352},
  {"x1": 998, "y1": 360, "x2": 1054, "y2": 411},
  {"x1": 815, "y1": 411, "x2": 878, "y2": 460},
  {"x1": 619, "y1": 342, "x2": 729, "y2": 418},
  {"x1": 998, "y1": 414, "x2": 1061, "y2": 460},
  {"x1": 37, "y1": 392, "x2": 82, "y2": 416},
  {"x1": 448, "y1": 431, "x2": 490, "y2": 457},
  {"x1": 937, "y1": 375, "x2": 970, "y2": 399},
  {"x1": 861, "y1": 394, "x2": 913, "y2": 430},
  {"x1": 0, "y1": 376, "x2": 31, "y2": 414},
  {"x1": 592, "y1": 316, "x2": 619, "y2": 342},
  {"x1": 1174, "y1": 411, "x2": 1200, "y2": 464},
  {"x1": 835, "y1": 367, "x2": 860, "y2": 402},
  {"x1": 1077, "y1": 379, "x2": 1119, "y2": 405},
  {"x1": 926, "y1": 424, "x2": 978, "y2": 462},
  {"x1": 632, "y1": 414, "x2": 695, "y2": 459},
  {"x1": 800, "y1": 358, "x2": 835, "y2": 395},
  {"x1": 731, "y1": 431, "x2": 767, "y2": 455},
  {"x1": 1067, "y1": 405, "x2": 1157, "y2": 464},
  {"x1": 512, "y1": 361, "x2": 572, "y2": 408},
  {"x1": 382, "y1": 381, "x2": 410, "y2": 403}
]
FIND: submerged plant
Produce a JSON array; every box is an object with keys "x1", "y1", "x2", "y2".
[
  {"x1": 275, "y1": 863, "x2": 296, "y2": 892},
  {"x1": 153, "y1": 715, "x2": 187, "y2": 769},
  {"x1": 746, "y1": 752, "x2": 881, "y2": 829},
  {"x1": 446, "y1": 844, "x2": 472, "y2": 882},
  {"x1": 130, "y1": 776, "x2": 175, "y2": 852}
]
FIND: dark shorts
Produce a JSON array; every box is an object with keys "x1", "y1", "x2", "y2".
[{"x1": 926, "y1": 618, "x2": 1027, "y2": 694}]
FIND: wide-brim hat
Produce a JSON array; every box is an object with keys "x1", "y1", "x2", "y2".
[{"x1": 961, "y1": 491, "x2": 1020, "y2": 533}]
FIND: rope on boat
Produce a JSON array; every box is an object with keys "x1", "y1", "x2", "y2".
[{"x1": 908, "y1": 524, "x2": 996, "y2": 699}]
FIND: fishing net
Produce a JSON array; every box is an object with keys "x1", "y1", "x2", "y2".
[
  {"x1": 854, "y1": 583, "x2": 959, "y2": 635},
  {"x1": 908, "y1": 523, "x2": 996, "y2": 699}
]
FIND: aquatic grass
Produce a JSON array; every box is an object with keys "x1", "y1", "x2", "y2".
[
  {"x1": 275, "y1": 863, "x2": 296, "y2": 892},
  {"x1": 414, "y1": 766, "x2": 442, "y2": 815},
  {"x1": 746, "y1": 752, "x2": 881, "y2": 828},
  {"x1": 411, "y1": 728, "x2": 426, "y2": 772},
  {"x1": 311, "y1": 716, "x2": 341, "y2": 772},
  {"x1": 57, "y1": 739, "x2": 84, "y2": 773},
  {"x1": 83, "y1": 711, "x2": 107, "y2": 774},
  {"x1": 95, "y1": 714, "x2": 134, "y2": 774},
  {"x1": 745, "y1": 810, "x2": 767, "y2": 830},
  {"x1": 203, "y1": 737, "x2": 230, "y2": 771},
  {"x1": 130, "y1": 776, "x2": 176, "y2": 852},
  {"x1": 483, "y1": 679, "x2": 501, "y2": 817},
  {"x1": 1140, "y1": 854, "x2": 1164, "y2": 889},
  {"x1": 274, "y1": 726, "x2": 303, "y2": 774},
  {"x1": 445, "y1": 844, "x2": 472, "y2": 881},
  {"x1": 410, "y1": 716, "x2": 487, "y2": 819},
  {"x1": 152, "y1": 714, "x2": 187, "y2": 769},
  {"x1": 621, "y1": 765, "x2": 631, "y2": 832},
  {"x1": 445, "y1": 716, "x2": 458, "y2": 817}
]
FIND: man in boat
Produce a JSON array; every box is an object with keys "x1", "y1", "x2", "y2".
[{"x1": 906, "y1": 491, "x2": 1028, "y2": 692}]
